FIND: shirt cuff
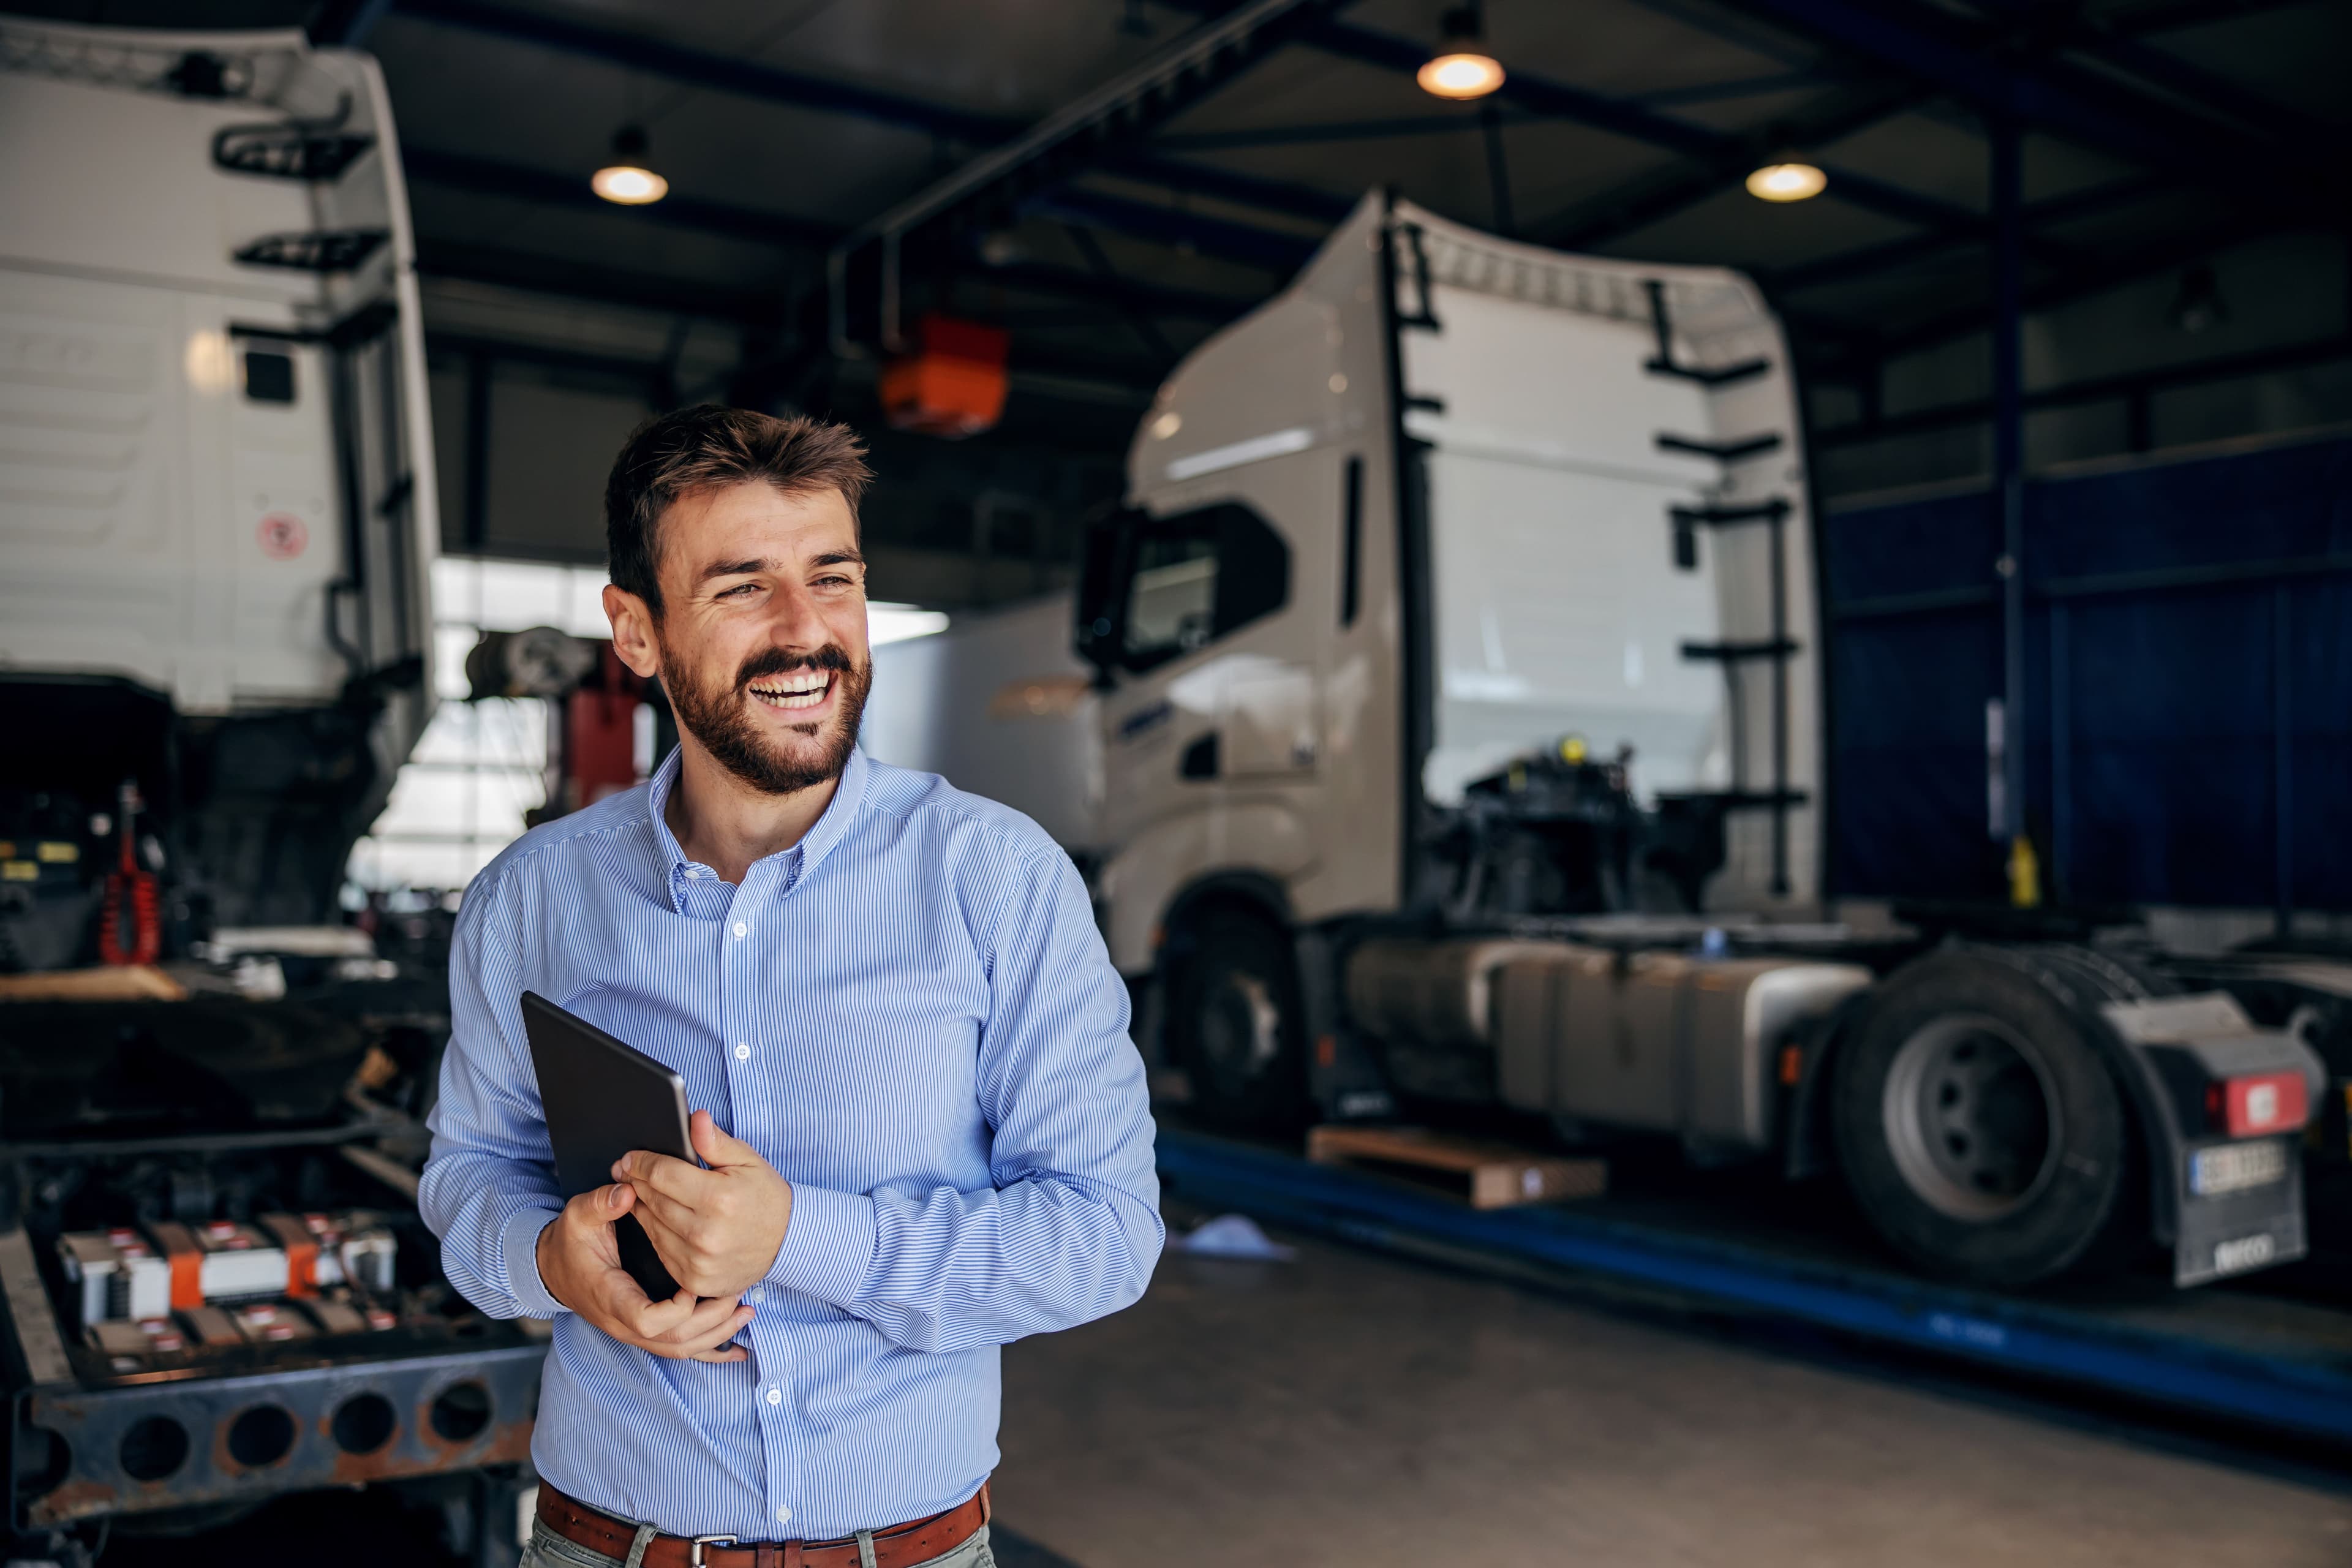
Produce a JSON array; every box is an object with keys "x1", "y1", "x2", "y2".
[
  {"x1": 500, "y1": 1205, "x2": 567, "y2": 1319},
  {"x1": 764, "y1": 1183, "x2": 876, "y2": 1311}
]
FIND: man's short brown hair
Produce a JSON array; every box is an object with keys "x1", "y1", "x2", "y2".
[{"x1": 605, "y1": 405, "x2": 873, "y2": 615}]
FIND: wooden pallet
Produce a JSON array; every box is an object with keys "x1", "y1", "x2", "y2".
[{"x1": 1305, "y1": 1125, "x2": 1605, "y2": 1210}]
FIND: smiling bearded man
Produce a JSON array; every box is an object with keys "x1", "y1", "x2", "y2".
[{"x1": 420, "y1": 405, "x2": 1162, "y2": 1568}]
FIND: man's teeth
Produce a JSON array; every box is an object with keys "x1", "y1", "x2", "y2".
[{"x1": 747, "y1": 672, "x2": 832, "y2": 710}]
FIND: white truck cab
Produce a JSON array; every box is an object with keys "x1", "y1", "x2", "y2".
[
  {"x1": 1027, "y1": 193, "x2": 2330, "y2": 1292},
  {"x1": 0, "y1": 18, "x2": 439, "y2": 951},
  {"x1": 1082, "y1": 192, "x2": 1820, "y2": 985}
]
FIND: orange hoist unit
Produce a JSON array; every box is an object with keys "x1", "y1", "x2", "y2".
[{"x1": 880, "y1": 313, "x2": 1009, "y2": 438}]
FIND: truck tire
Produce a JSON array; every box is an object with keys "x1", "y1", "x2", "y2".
[
  {"x1": 1833, "y1": 947, "x2": 2147, "y2": 1287},
  {"x1": 1166, "y1": 906, "x2": 1308, "y2": 1133}
]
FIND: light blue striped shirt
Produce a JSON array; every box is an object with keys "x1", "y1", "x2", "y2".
[{"x1": 421, "y1": 746, "x2": 1162, "y2": 1541}]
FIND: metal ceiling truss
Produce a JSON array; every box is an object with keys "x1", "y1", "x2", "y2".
[
  {"x1": 388, "y1": 0, "x2": 2332, "y2": 410},
  {"x1": 394, "y1": 0, "x2": 1019, "y2": 143},
  {"x1": 1534, "y1": 78, "x2": 1926, "y2": 252},
  {"x1": 396, "y1": 0, "x2": 2120, "y2": 313},
  {"x1": 401, "y1": 145, "x2": 835, "y2": 248},
  {"x1": 394, "y1": 0, "x2": 1346, "y2": 229},
  {"x1": 401, "y1": 142, "x2": 1268, "y2": 319},
  {"x1": 1703, "y1": 0, "x2": 2346, "y2": 215},
  {"x1": 1763, "y1": 172, "x2": 2166, "y2": 295},
  {"x1": 1144, "y1": 0, "x2": 2086, "y2": 269},
  {"x1": 1856, "y1": 213, "x2": 2307, "y2": 367},
  {"x1": 405, "y1": 156, "x2": 1252, "y2": 344},
  {"x1": 826, "y1": 0, "x2": 1359, "y2": 356}
]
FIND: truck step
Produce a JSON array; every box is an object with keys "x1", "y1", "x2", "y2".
[
  {"x1": 1643, "y1": 353, "x2": 1771, "y2": 388},
  {"x1": 1306, "y1": 1125, "x2": 1605, "y2": 1210},
  {"x1": 212, "y1": 126, "x2": 375, "y2": 182},
  {"x1": 231, "y1": 229, "x2": 390, "y2": 273},
  {"x1": 1656, "y1": 431, "x2": 1784, "y2": 463},
  {"x1": 1670, "y1": 499, "x2": 1791, "y2": 529},
  {"x1": 1678, "y1": 638, "x2": 1800, "y2": 662}
]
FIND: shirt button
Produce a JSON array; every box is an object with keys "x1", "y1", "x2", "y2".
[
  {"x1": 765, "y1": 1387, "x2": 782, "y2": 1406},
  {"x1": 734, "y1": 1043, "x2": 751, "y2": 1061},
  {"x1": 776, "y1": 1507, "x2": 791, "y2": 1525},
  {"x1": 748, "y1": 1287, "x2": 764, "y2": 1305},
  {"x1": 733, "y1": 921, "x2": 748, "y2": 939}
]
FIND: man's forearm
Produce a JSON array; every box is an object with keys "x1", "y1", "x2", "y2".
[{"x1": 763, "y1": 1169, "x2": 1160, "y2": 1352}]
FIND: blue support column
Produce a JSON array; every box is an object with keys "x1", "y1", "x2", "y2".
[
  {"x1": 2051, "y1": 601, "x2": 2070, "y2": 903},
  {"x1": 1992, "y1": 116, "x2": 2028, "y2": 895},
  {"x1": 2274, "y1": 584, "x2": 2294, "y2": 937}
]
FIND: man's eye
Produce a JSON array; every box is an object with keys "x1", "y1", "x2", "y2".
[{"x1": 718, "y1": 583, "x2": 758, "y2": 599}]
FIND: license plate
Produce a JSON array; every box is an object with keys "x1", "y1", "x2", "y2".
[{"x1": 2189, "y1": 1139, "x2": 2289, "y2": 1197}]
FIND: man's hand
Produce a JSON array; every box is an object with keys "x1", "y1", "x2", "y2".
[
  {"x1": 534, "y1": 1182, "x2": 752, "y2": 1362},
  {"x1": 615, "y1": 1110, "x2": 794, "y2": 1300}
]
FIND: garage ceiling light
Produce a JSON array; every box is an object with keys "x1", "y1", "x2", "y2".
[
  {"x1": 1746, "y1": 157, "x2": 1827, "y2": 203},
  {"x1": 592, "y1": 124, "x2": 668, "y2": 206},
  {"x1": 1418, "y1": 3, "x2": 1504, "y2": 101}
]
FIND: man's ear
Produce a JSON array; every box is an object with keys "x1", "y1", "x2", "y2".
[{"x1": 604, "y1": 583, "x2": 662, "y2": 680}]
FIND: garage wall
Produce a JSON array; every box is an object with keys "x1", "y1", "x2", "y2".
[
  {"x1": 1822, "y1": 428, "x2": 2352, "y2": 912},
  {"x1": 1810, "y1": 233, "x2": 2352, "y2": 500}
]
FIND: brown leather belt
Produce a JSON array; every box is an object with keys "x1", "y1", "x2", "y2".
[{"x1": 537, "y1": 1482, "x2": 990, "y2": 1568}]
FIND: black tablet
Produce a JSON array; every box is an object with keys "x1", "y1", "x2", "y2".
[{"x1": 520, "y1": 990, "x2": 694, "y2": 1302}]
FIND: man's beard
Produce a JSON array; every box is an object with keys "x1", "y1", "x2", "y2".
[{"x1": 660, "y1": 637, "x2": 872, "y2": 796}]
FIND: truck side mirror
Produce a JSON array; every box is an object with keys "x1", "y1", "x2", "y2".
[{"x1": 1074, "y1": 507, "x2": 1143, "y2": 687}]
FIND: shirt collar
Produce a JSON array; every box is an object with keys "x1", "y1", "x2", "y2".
[{"x1": 644, "y1": 744, "x2": 872, "y2": 910}]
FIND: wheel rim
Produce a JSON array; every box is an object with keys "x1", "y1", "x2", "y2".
[
  {"x1": 1195, "y1": 970, "x2": 1283, "y2": 1097},
  {"x1": 1880, "y1": 1013, "x2": 2061, "y2": 1222}
]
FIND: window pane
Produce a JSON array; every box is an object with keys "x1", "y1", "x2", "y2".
[{"x1": 1123, "y1": 532, "x2": 1218, "y2": 662}]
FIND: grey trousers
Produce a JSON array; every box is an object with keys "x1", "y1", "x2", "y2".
[{"x1": 519, "y1": 1515, "x2": 995, "y2": 1568}]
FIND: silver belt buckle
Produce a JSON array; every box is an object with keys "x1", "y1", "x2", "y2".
[{"x1": 689, "y1": 1534, "x2": 737, "y2": 1566}]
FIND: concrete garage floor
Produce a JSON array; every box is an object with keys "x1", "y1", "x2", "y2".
[{"x1": 994, "y1": 1216, "x2": 2352, "y2": 1568}]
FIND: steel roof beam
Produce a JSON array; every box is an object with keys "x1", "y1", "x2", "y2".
[
  {"x1": 829, "y1": 0, "x2": 1355, "y2": 353},
  {"x1": 1961, "y1": 0, "x2": 2334, "y2": 148},
  {"x1": 393, "y1": 0, "x2": 1353, "y2": 228},
  {"x1": 1763, "y1": 173, "x2": 2166, "y2": 293},
  {"x1": 401, "y1": 146, "x2": 1264, "y2": 322},
  {"x1": 1025, "y1": 187, "x2": 1319, "y2": 273},
  {"x1": 1706, "y1": 0, "x2": 2342, "y2": 212},
  {"x1": 392, "y1": 0, "x2": 1020, "y2": 144},
  {"x1": 1814, "y1": 213, "x2": 2296, "y2": 374},
  {"x1": 1535, "y1": 78, "x2": 1922, "y2": 252},
  {"x1": 401, "y1": 145, "x2": 839, "y2": 246},
  {"x1": 1139, "y1": 0, "x2": 2075, "y2": 260}
]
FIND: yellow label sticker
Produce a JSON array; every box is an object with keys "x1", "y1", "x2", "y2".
[
  {"x1": 35, "y1": 842, "x2": 77, "y2": 864},
  {"x1": 1, "y1": 861, "x2": 37, "y2": 881}
]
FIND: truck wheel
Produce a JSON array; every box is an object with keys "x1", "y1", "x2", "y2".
[
  {"x1": 1833, "y1": 950, "x2": 2139, "y2": 1287},
  {"x1": 1167, "y1": 908, "x2": 1307, "y2": 1132}
]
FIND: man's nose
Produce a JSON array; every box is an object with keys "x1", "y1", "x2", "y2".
[{"x1": 761, "y1": 579, "x2": 832, "y2": 647}]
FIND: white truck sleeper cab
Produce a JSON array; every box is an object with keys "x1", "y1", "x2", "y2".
[{"x1": 1052, "y1": 192, "x2": 2334, "y2": 1292}]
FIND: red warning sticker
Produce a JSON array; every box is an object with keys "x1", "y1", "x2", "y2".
[{"x1": 257, "y1": 513, "x2": 309, "y2": 560}]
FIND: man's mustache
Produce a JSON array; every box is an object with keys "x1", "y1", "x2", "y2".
[{"x1": 735, "y1": 644, "x2": 856, "y2": 686}]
